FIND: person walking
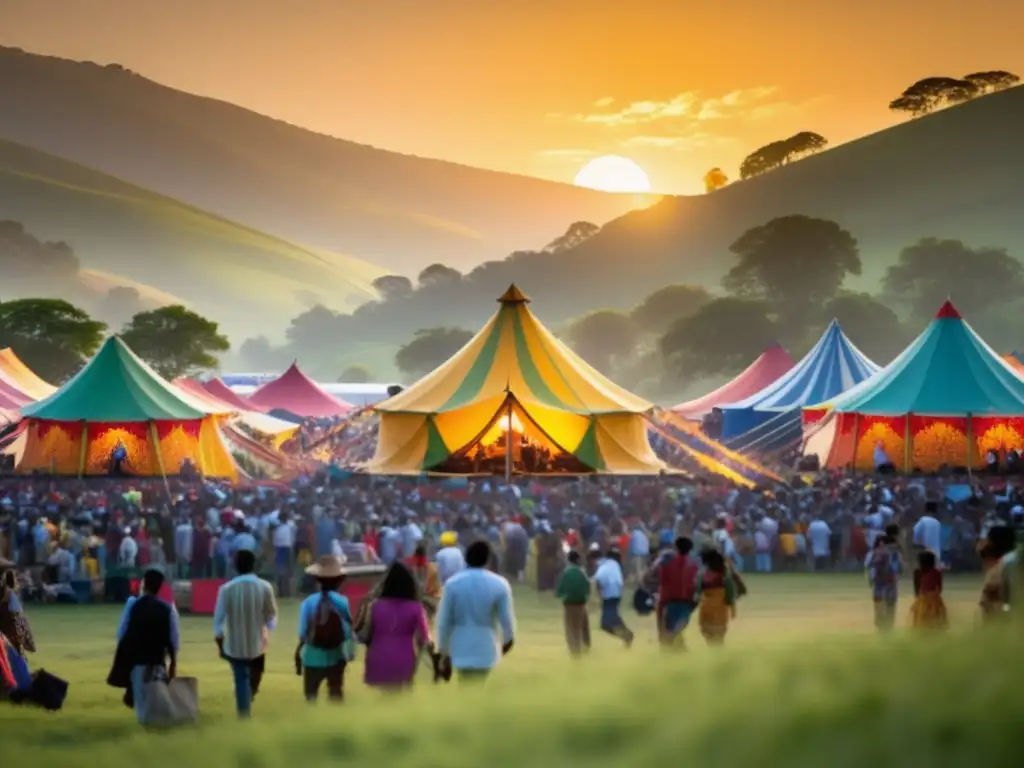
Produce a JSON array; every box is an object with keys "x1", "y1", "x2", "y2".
[
  {"x1": 554, "y1": 550, "x2": 591, "y2": 656},
  {"x1": 593, "y1": 548, "x2": 634, "y2": 647},
  {"x1": 436, "y1": 531, "x2": 465, "y2": 585},
  {"x1": 213, "y1": 550, "x2": 278, "y2": 718},
  {"x1": 435, "y1": 541, "x2": 515, "y2": 682},
  {"x1": 294, "y1": 555, "x2": 354, "y2": 702},
  {"x1": 363, "y1": 561, "x2": 432, "y2": 689},
  {"x1": 656, "y1": 537, "x2": 700, "y2": 649}
]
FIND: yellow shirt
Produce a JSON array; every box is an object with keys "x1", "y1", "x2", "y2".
[{"x1": 780, "y1": 533, "x2": 797, "y2": 556}]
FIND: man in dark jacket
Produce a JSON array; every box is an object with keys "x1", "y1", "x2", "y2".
[{"x1": 107, "y1": 568, "x2": 178, "y2": 720}]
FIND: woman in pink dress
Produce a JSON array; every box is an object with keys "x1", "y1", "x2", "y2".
[{"x1": 363, "y1": 562, "x2": 431, "y2": 689}]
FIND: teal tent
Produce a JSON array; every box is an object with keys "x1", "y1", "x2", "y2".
[{"x1": 812, "y1": 300, "x2": 1024, "y2": 416}]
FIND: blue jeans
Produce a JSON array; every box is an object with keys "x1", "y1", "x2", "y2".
[
  {"x1": 229, "y1": 660, "x2": 253, "y2": 717},
  {"x1": 755, "y1": 553, "x2": 772, "y2": 573}
]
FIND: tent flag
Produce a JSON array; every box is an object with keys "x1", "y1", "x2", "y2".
[
  {"x1": 367, "y1": 284, "x2": 664, "y2": 475},
  {"x1": 719, "y1": 320, "x2": 878, "y2": 439}
]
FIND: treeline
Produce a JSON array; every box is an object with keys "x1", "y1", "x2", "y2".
[{"x1": 393, "y1": 216, "x2": 1024, "y2": 402}]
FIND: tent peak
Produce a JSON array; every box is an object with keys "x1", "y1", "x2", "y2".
[
  {"x1": 936, "y1": 299, "x2": 961, "y2": 319},
  {"x1": 498, "y1": 284, "x2": 530, "y2": 304}
]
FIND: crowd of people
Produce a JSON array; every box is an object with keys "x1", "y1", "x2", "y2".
[{"x1": 2, "y1": 465, "x2": 1023, "y2": 720}]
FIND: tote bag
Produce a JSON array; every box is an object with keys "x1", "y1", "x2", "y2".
[{"x1": 140, "y1": 677, "x2": 198, "y2": 728}]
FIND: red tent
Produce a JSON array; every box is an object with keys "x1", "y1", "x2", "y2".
[
  {"x1": 672, "y1": 344, "x2": 795, "y2": 420},
  {"x1": 201, "y1": 378, "x2": 267, "y2": 412},
  {"x1": 248, "y1": 363, "x2": 352, "y2": 418}
]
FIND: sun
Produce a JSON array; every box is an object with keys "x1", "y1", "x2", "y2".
[{"x1": 573, "y1": 155, "x2": 651, "y2": 193}]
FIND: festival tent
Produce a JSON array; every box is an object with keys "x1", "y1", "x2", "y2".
[
  {"x1": 17, "y1": 336, "x2": 237, "y2": 479},
  {"x1": 671, "y1": 344, "x2": 794, "y2": 420},
  {"x1": 718, "y1": 320, "x2": 879, "y2": 449},
  {"x1": 0, "y1": 348, "x2": 56, "y2": 401},
  {"x1": 804, "y1": 300, "x2": 1024, "y2": 473},
  {"x1": 202, "y1": 377, "x2": 267, "y2": 412},
  {"x1": 172, "y1": 378, "x2": 235, "y2": 414},
  {"x1": 367, "y1": 284, "x2": 664, "y2": 475},
  {"x1": 1002, "y1": 354, "x2": 1024, "y2": 373},
  {"x1": 172, "y1": 378, "x2": 300, "y2": 448},
  {"x1": 248, "y1": 363, "x2": 352, "y2": 419}
]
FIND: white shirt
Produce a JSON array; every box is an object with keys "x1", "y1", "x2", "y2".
[
  {"x1": 272, "y1": 520, "x2": 296, "y2": 548},
  {"x1": 873, "y1": 445, "x2": 890, "y2": 469},
  {"x1": 806, "y1": 520, "x2": 832, "y2": 557},
  {"x1": 913, "y1": 515, "x2": 942, "y2": 555},
  {"x1": 119, "y1": 536, "x2": 138, "y2": 567},
  {"x1": 593, "y1": 558, "x2": 624, "y2": 599},
  {"x1": 436, "y1": 546, "x2": 466, "y2": 584}
]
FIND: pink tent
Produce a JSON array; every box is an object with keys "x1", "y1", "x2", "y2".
[
  {"x1": 202, "y1": 378, "x2": 267, "y2": 412},
  {"x1": 672, "y1": 344, "x2": 795, "y2": 420},
  {"x1": 248, "y1": 363, "x2": 352, "y2": 418}
]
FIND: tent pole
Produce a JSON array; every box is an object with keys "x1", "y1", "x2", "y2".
[
  {"x1": 966, "y1": 414, "x2": 973, "y2": 478},
  {"x1": 149, "y1": 421, "x2": 173, "y2": 501},
  {"x1": 903, "y1": 413, "x2": 911, "y2": 474},
  {"x1": 78, "y1": 420, "x2": 88, "y2": 479},
  {"x1": 504, "y1": 402, "x2": 513, "y2": 484}
]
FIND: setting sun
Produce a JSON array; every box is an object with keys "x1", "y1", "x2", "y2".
[{"x1": 573, "y1": 155, "x2": 652, "y2": 193}]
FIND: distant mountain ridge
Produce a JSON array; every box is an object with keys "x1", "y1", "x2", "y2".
[{"x1": 0, "y1": 46, "x2": 641, "y2": 274}]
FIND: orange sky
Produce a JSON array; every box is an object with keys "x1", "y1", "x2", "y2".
[{"x1": 2, "y1": 0, "x2": 1022, "y2": 194}]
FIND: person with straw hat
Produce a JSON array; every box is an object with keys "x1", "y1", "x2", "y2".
[{"x1": 294, "y1": 555, "x2": 354, "y2": 702}]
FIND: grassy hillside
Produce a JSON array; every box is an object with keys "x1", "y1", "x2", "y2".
[
  {"x1": 0, "y1": 137, "x2": 384, "y2": 339},
  {"x1": 354, "y1": 86, "x2": 1024, "y2": 336},
  {"x1": 3, "y1": 577, "x2": 1014, "y2": 768},
  {"x1": 0, "y1": 46, "x2": 640, "y2": 275}
]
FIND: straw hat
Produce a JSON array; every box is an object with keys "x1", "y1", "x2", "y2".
[{"x1": 305, "y1": 554, "x2": 347, "y2": 579}]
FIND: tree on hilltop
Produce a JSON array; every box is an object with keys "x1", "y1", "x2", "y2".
[
  {"x1": 738, "y1": 132, "x2": 828, "y2": 180},
  {"x1": 0, "y1": 298, "x2": 106, "y2": 382},
  {"x1": 417, "y1": 263, "x2": 462, "y2": 288},
  {"x1": 660, "y1": 298, "x2": 777, "y2": 377},
  {"x1": 889, "y1": 77, "x2": 980, "y2": 115},
  {"x1": 963, "y1": 71, "x2": 1019, "y2": 93},
  {"x1": 395, "y1": 327, "x2": 474, "y2": 377},
  {"x1": 544, "y1": 221, "x2": 600, "y2": 253},
  {"x1": 703, "y1": 168, "x2": 729, "y2": 193}
]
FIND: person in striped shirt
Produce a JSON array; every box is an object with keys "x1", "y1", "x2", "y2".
[{"x1": 213, "y1": 549, "x2": 278, "y2": 718}]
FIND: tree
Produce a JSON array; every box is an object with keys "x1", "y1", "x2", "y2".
[
  {"x1": 240, "y1": 335, "x2": 286, "y2": 370},
  {"x1": 564, "y1": 310, "x2": 640, "y2": 375},
  {"x1": 417, "y1": 263, "x2": 462, "y2": 288},
  {"x1": 723, "y1": 215, "x2": 861, "y2": 325},
  {"x1": 0, "y1": 298, "x2": 106, "y2": 382},
  {"x1": 372, "y1": 275, "x2": 414, "y2": 302},
  {"x1": 629, "y1": 284, "x2": 712, "y2": 334},
  {"x1": 544, "y1": 221, "x2": 600, "y2": 253},
  {"x1": 339, "y1": 365, "x2": 372, "y2": 383},
  {"x1": 120, "y1": 305, "x2": 230, "y2": 380},
  {"x1": 285, "y1": 304, "x2": 348, "y2": 354},
  {"x1": 703, "y1": 168, "x2": 729, "y2": 193},
  {"x1": 964, "y1": 70, "x2": 1019, "y2": 93},
  {"x1": 889, "y1": 77, "x2": 980, "y2": 116},
  {"x1": 823, "y1": 292, "x2": 908, "y2": 364},
  {"x1": 660, "y1": 298, "x2": 777, "y2": 377},
  {"x1": 882, "y1": 237, "x2": 1024, "y2": 325},
  {"x1": 395, "y1": 327, "x2": 474, "y2": 377},
  {"x1": 739, "y1": 132, "x2": 828, "y2": 179}
]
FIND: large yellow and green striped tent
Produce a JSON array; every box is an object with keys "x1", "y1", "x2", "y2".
[{"x1": 368, "y1": 284, "x2": 665, "y2": 475}]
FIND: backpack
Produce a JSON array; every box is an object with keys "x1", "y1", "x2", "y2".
[
  {"x1": 873, "y1": 547, "x2": 896, "y2": 586},
  {"x1": 306, "y1": 594, "x2": 347, "y2": 650}
]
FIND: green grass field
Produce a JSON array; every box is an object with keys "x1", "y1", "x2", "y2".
[{"x1": 1, "y1": 574, "x2": 1015, "y2": 768}]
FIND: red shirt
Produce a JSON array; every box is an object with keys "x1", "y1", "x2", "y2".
[{"x1": 659, "y1": 554, "x2": 699, "y2": 603}]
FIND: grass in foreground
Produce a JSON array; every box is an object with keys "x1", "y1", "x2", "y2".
[{"x1": 1, "y1": 575, "x2": 1011, "y2": 768}]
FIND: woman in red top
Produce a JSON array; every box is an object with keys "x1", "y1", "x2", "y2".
[{"x1": 909, "y1": 550, "x2": 947, "y2": 630}]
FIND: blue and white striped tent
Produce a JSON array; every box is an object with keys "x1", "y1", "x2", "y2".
[{"x1": 719, "y1": 320, "x2": 879, "y2": 448}]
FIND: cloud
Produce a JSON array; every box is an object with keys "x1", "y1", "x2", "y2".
[
  {"x1": 560, "y1": 86, "x2": 799, "y2": 127},
  {"x1": 621, "y1": 133, "x2": 736, "y2": 151}
]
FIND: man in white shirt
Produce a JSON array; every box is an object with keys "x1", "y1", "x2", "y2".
[
  {"x1": 806, "y1": 516, "x2": 832, "y2": 571},
  {"x1": 271, "y1": 515, "x2": 296, "y2": 597},
  {"x1": 435, "y1": 531, "x2": 466, "y2": 585},
  {"x1": 593, "y1": 549, "x2": 634, "y2": 647},
  {"x1": 119, "y1": 529, "x2": 138, "y2": 568},
  {"x1": 913, "y1": 502, "x2": 942, "y2": 558},
  {"x1": 214, "y1": 550, "x2": 278, "y2": 718}
]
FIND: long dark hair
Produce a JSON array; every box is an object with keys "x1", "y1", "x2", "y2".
[{"x1": 380, "y1": 561, "x2": 420, "y2": 601}]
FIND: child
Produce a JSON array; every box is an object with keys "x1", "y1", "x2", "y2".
[
  {"x1": 866, "y1": 528, "x2": 902, "y2": 632},
  {"x1": 695, "y1": 549, "x2": 737, "y2": 646},
  {"x1": 910, "y1": 550, "x2": 948, "y2": 630}
]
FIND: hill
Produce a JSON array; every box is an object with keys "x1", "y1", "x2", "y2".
[
  {"x1": 341, "y1": 86, "x2": 1024, "y2": 338},
  {"x1": 0, "y1": 137, "x2": 384, "y2": 339},
  {"x1": 0, "y1": 46, "x2": 642, "y2": 275}
]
